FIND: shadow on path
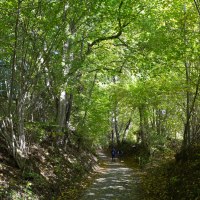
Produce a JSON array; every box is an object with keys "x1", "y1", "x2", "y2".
[{"x1": 81, "y1": 151, "x2": 143, "y2": 200}]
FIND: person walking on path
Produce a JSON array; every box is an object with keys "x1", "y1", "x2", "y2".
[{"x1": 111, "y1": 147, "x2": 116, "y2": 161}]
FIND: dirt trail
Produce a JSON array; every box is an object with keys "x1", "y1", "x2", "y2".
[{"x1": 81, "y1": 152, "x2": 143, "y2": 200}]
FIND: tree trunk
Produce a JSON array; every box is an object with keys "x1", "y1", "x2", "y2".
[
  {"x1": 9, "y1": 0, "x2": 21, "y2": 115},
  {"x1": 57, "y1": 91, "x2": 67, "y2": 128},
  {"x1": 183, "y1": 5, "x2": 191, "y2": 148},
  {"x1": 122, "y1": 118, "x2": 132, "y2": 142},
  {"x1": 138, "y1": 105, "x2": 148, "y2": 145},
  {"x1": 0, "y1": 118, "x2": 17, "y2": 160},
  {"x1": 114, "y1": 111, "x2": 121, "y2": 145},
  {"x1": 156, "y1": 109, "x2": 161, "y2": 135},
  {"x1": 111, "y1": 129, "x2": 114, "y2": 146},
  {"x1": 62, "y1": 93, "x2": 73, "y2": 147},
  {"x1": 15, "y1": 92, "x2": 27, "y2": 168},
  {"x1": 82, "y1": 72, "x2": 97, "y2": 124},
  {"x1": 57, "y1": 15, "x2": 76, "y2": 147},
  {"x1": 66, "y1": 93, "x2": 73, "y2": 126}
]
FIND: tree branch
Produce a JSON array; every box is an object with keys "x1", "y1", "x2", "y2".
[
  {"x1": 194, "y1": 0, "x2": 200, "y2": 16},
  {"x1": 189, "y1": 71, "x2": 200, "y2": 119},
  {"x1": 87, "y1": 1, "x2": 130, "y2": 54}
]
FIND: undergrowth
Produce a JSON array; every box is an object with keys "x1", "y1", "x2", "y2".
[{"x1": 142, "y1": 149, "x2": 200, "y2": 200}]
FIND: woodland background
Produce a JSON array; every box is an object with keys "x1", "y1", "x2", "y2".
[{"x1": 0, "y1": 0, "x2": 200, "y2": 199}]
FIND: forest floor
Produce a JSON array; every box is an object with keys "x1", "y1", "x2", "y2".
[
  {"x1": 1, "y1": 142, "x2": 200, "y2": 200},
  {"x1": 80, "y1": 151, "x2": 144, "y2": 200},
  {"x1": 141, "y1": 148, "x2": 200, "y2": 200},
  {"x1": 0, "y1": 142, "x2": 98, "y2": 200}
]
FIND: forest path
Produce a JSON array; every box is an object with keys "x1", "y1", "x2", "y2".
[{"x1": 80, "y1": 151, "x2": 143, "y2": 200}]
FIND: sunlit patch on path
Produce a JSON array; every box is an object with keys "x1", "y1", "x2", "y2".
[{"x1": 81, "y1": 152, "x2": 143, "y2": 200}]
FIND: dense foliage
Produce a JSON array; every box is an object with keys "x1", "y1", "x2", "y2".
[{"x1": 0, "y1": 0, "x2": 200, "y2": 198}]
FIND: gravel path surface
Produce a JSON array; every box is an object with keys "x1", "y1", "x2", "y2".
[{"x1": 81, "y1": 152, "x2": 143, "y2": 200}]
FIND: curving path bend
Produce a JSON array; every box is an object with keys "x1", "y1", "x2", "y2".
[{"x1": 81, "y1": 152, "x2": 143, "y2": 200}]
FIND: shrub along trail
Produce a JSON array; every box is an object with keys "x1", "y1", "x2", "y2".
[{"x1": 80, "y1": 151, "x2": 143, "y2": 200}]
